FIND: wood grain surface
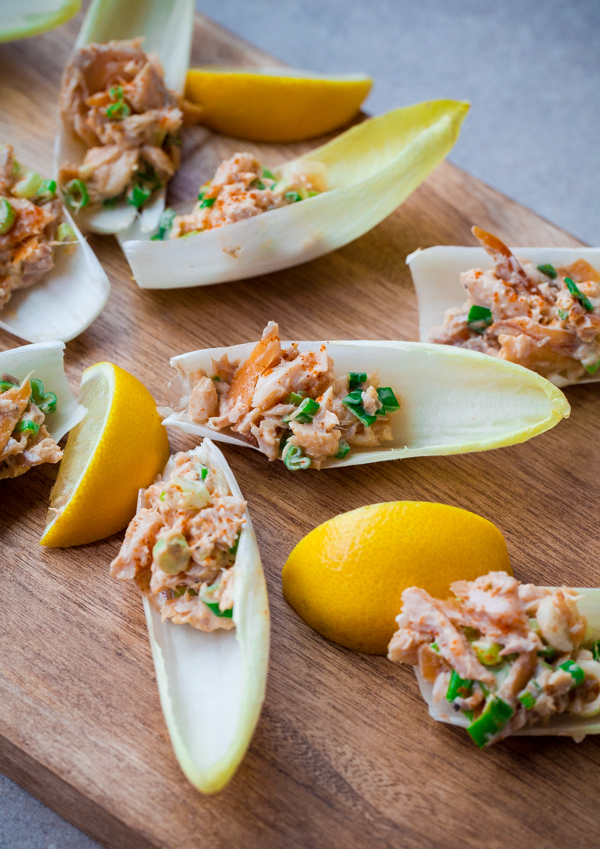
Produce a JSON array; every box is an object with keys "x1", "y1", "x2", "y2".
[{"x1": 0, "y1": 8, "x2": 597, "y2": 849}]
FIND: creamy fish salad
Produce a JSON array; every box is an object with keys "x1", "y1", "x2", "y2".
[
  {"x1": 151, "y1": 152, "x2": 326, "y2": 240},
  {"x1": 431, "y1": 227, "x2": 600, "y2": 383},
  {"x1": 389, "y1": 571, "x2": 600, "y2": 747},
  {"x1": 111, "y1": 450, "x2": 245, "y2": 631},
  {"x1": 59, "y1": 39, "x2": 201, "y2": 212},
  {"x1": 0, "y1": 144, "x2": 74, "y2": 311},
  {"x1": 0, "y1": 374, "x2": 61, "y2": 479},
  {"x1": 174, "y1": 322, "x2": 400, "y2": 470}
]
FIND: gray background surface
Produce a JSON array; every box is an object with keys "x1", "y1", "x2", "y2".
[{"x1": 1, "y1": 1, "x2": 598, "y2": 847}]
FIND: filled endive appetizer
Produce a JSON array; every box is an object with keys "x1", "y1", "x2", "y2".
[
  {"x1": 55, "y1": 0, "x2": 196, "y2": 235},
  {"x1": 409, "y1": 227, "x2": 600, "y2": 387},
  {"x1": 162, "y1": 321, "x2": 570, "y2": 471},
  {"x1": 121, "y1": 99, "x2": 469, "y2": 288},
  {"x1": 156, "y1": 152, "x2": 326, "y2": 241},
  {"x1": 0, "y1": 144, "x2": 108, "y2": 342},
  {"x1": 110, "y1": 441, "x2": 269, "y2": 792},
  {"x1": 389, "y1": 571, "x2": 600, "y2": 747},
  {"x1": 0, "y1": 340, "x2": 84, "y2": 479}
]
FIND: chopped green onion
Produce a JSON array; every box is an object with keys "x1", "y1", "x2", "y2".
[
  {"x1": 467, "y1": 696, "x2": 514, "y2": 748},
  {"x1": 200, "y1": 196, "x2": 216, "y2": 208},
  {"x1": 446, "y1": 670, "x2": 474, "y2": 701},
  {"x1": 283, "y1": 396, "x2": 320, "y2": 424},
  {"x1": 585, "y1": 361, "x2": 600, "y2": 375},
  {"x1": 103, "y1": 197, "x2": 118, "y2": 208},
  {"x1": 109, "y1": 85, "x2": 124, "y2": 101},
  {"x1": 286, "y1": 390, "x2": 307, "y2": 406},
  {"x1": 348, "y1": 372, "x2": 367, "y2": 391},
  {"x1": 285, "y1": 191, "x2": 302, "y2": 203},
  {"x1": 200, "y1": 466, "x2": 208, "y2": 481},
  {"x1": 106, "y1": 100, "x2": 131, "y2": 120},
  {"x1": 376, "y1": 387, "x2": 400, "y2": 414},
  {"x1": 35, "y1": 179, "x2": 57, "y2": 203},
  {"x1": 282, "y1": 443, "x2": 311, "y2": 471},
  {"x1": 342, "y1": 390, "x2": 377, "y2": 428},
  {"x1": 151, "y1": 207, "x2": 176, "y2": 241},
  {"x1": 467, "y1": 304, "x2": 493, "y2": 333},
  {"x1": 518, "y1": 691, "x2": 536, "y2": 710},
  {"x1": 30, "y1": 378, "x2": 57, "y2": 414},
  {"x1": 430, "y1": 642, "x2": 440, "y2": 654},
  {"x1": 200, "y1": 584, "x2": 233, "y2": 618},
  {"x1": 262, "y1": 169, "x2": 276, "y2": 180},
  {"x1": 559, "y1": 659, "x2": 585, "y2": 688},
  {"x1": 197, "y1": 190, "x2": 206, "y2": 201},
  {"x1": 251, "y1": 179, "x2": 266, "y2": 190},
  {"x1": 472, "y1": 641, "x2": 502, "y2": 666},
  {"x1": 12, "y1": 171, "x2": 43, "y2": 199},
  {"x1": 63, "y1": 179, "x2": 89, "y2": 212},
  {"x1": 335, "y1": 438, "x2": 350, "y2": 459},
  {"x1": 537, "y1": 645, "x2": 559, "y2": 660},
  {"x1": 159, "y1": 491, "x2": 166, "y2": 501},
  {"x1": 0, "y1": 380, "x2": 16, "y2": 392},
  {"x1": 592, "y1": 640, "x2": 600, "y2": 661},
  {"x1": 0, "y1": 198, "x2": 16, "y2": 235},
  {"x1": 557, "y1": 308, "x2": 569, "y2": 320},
  {"x1": 127, "y1": 181, "x2": 152, "y2": 209},
  {"x1": 15, "y1": 420, "x2": 40, "y2": 434},
  {"x1": 565, "y1": 277, "x2": 594, "y2": 312},
  {"x1": 229, "y1": 536, "x2": 240, "y2": 556},
  {"x1": 537, "y1": 263, "x2": 557, "y2": 279},
  {"x1": 57, "y1": 222, "x2": 76, "y2": 243}
]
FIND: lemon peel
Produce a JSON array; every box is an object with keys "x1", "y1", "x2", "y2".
[
  {"x1": 41, "y1": 362, "x2": 169, "y2": 547},
  {"x1": 185, "y1": 67, "x2": 372, "y2": 143},
  {"x1": 282, "y1": 501, "x2": 511, "y2": 654}
]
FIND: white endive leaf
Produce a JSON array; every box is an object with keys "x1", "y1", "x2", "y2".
[
  {"x1": 0, "y1": 206, "x2": 109, "y2": 343},
  {"x1": 415, "y1": 587, "x2": 600, "y2": 743},
  {"x1": 408, "y1": 245, "x2": 600, "y2": 387},
  {"x1": 0, "y1": 340, "x2": 85, "y2": 441},
  {"x1": 121, "y1": 99, "x2": 469, "y2": 288},
  {"x1": 0, "y1": 0, "x2": 81, "y2": 42},
  {"x1": 140, "y1": 440, "x2": 269, "y2": 793},
  {"x1": 54, "y1": 0, "x2": 195, "y2": 235},
  {"x1": 162, "y1": 339, "x2": 570, "y2": 470}
]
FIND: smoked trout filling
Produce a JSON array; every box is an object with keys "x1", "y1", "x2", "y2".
[
  {"x1": 110, "y1": 450, "x2": 246, "y2": 631},
  {"x1": 388, "y1": 571, "x2": 600, "y2": 747},
  {"x1": 431, "y1": 227, "x2": 600, "y2": 383},
  {"x1": 177, "y1": 322, "x2": 400, "y2": 470},
  {"x1": 0, "y1": 374, "x2": 61, "y2": 479},
  {"x1": 158, "y1": 152, "x2": 326, "y2": 240},
  {"x1": 58, "y1": 39, "x2": 201, "y2": 211},
  {"x1": 0, "y1": 144, "x2": 69, "y2": 312}
]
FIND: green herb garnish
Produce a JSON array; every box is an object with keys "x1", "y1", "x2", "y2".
[
  {"x1": 537, "y1": 263, "x2": 557, "y2": 279},
  {"x1": 565, "y1": 277, "x2": 594, "y2": 312},
  {"x1": 467, "y1": 304, "x2": 493, "y2": 333}
]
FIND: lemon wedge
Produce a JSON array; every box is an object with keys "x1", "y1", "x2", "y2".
[
  {"x1": 41, "y1": 362, "x2": 170, "y2": 548},
  {"x1": 282, "y1": 502, "x2": 511, "y2": 655},
  {"x1": 185, "y1": 67, "x2": 372, "y2": 142}
]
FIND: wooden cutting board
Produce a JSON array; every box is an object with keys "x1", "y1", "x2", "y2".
[{"x1": 1, "y1": 7, "x2": 598, "y2": 849}]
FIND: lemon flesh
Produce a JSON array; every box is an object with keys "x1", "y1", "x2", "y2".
[
  {"x1": 282, "y1": 502, "x2": 512, "y2": 655},
  {"x1": 185, "y1": 68, "x2": 372, "y2": 143},
  {"x1": 41, "y1": 362, "x2": 169, "y2": 547}
]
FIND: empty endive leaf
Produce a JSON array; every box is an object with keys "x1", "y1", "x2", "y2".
[
  {"x1": 121, "y1": 99, "x2": 469, "y2": 288},
  {"x1": 0, "y1": 0, "x2": 81, "y2": 42},
  {"x1": 0, "y1": 341, "x2": 85, "y2": 441},
  {"x1": 0, "y1": 203, "x2": 109, "y2": 343},
  {"x1": 408, "y1": 245, "x2": 600, "y2": 387},
  {"x1": 162, "y1": 339, "x2": 570, "y2": 469},
  {"x1": 139, "y1": 440, "x2": 269, "y2": 793},
  {"x1": 54, "y1": 0, "x2": 195, "y2": 235},
  {"x1": 415, "y1": 587, "x2": 600, "y2": 742}
]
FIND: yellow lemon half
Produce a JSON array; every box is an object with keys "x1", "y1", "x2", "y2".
[
  {"x1": 41, "y1": 362, "x2": 169, "y2": 548},
  {"x1": 282, "y1": 502, "x2": 511, "y2": 655},
  {"x1": 185, "y1": 67, "x2": 372, "y2": 143}
]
